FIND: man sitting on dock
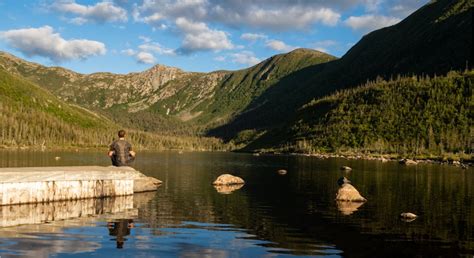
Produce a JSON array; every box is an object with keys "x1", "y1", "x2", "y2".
[{"x1": 108, "y1": 130, "x2": 136, "y2": 166}]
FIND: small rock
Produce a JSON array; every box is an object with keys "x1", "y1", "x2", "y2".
[
  {"x1": 452, "y1": 160, "x2": 461, "y2": 166},
  {"x1": 400, "y1": 212, "x2": 417, "y2": 219},
  {"x1": 54, "y1": 156, "x2": 61, "y2": 161},
  {"x1": 399, "y1": 159, "x2": 418, "y2": 165},
  {"x1": 400, "y1": 212, "x2": 417, "y2": 222},
  {"x1": 253, "y1": 153, "x2": 260, "y2": 156},
  {"x1": 335, "y1": 183, "x2": 367, "y2": 202},
  {"x1": 212, "y1": 174, "x2": 245, "y2": 185},
  {"x1": 340, "y1": 166, "x2": 352, "y2": 171},
  {"x1": 277, "y1": 169, "x2": 287, "y2": 175},
  {"x1": 380, "y1": 157, "x2": 389, "y2": 162}
]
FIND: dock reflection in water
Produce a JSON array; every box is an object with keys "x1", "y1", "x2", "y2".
[{"x1": 0, "y1": 192, "x2": 154, "y2": 257}]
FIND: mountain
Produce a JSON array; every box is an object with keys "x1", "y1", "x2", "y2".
[
  {"x1": 0, "y1": 65, "x2": 113, "y2": 147},
  {"x1": 208, "y1": 0, "x2": 472, "y2": 141},
  {"x1": 244, "y1": 71, "x2": 473, "y2": 156},
  {"x1": 0, "y1": 48, "x2": 335, "y2": 135},
  {"x1": 0, "y1": 66, "x2": 225, "y2": 150}
]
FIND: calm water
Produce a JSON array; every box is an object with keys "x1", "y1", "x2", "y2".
[{"x1": 0, "y1": 150, "x2": 472, "y2": 257}]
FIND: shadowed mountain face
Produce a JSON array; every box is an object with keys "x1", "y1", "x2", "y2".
[
  {"x1": 0, "y1": 0, "x2": 471, "y2": 151},
  {"x1": 207, "y1": 0, "x2": 473, "y2": 141}
]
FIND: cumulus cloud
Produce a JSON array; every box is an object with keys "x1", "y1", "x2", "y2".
[
  {"x1": 231, "y1": 51, "x2": 261, "y2": 66},
  {"x1": 139, "y1": 42, "x2": 175, "y2": 56},
  {"x1": 175, "y1": 17, "x2": 233, "y2": 54},
  {"x1": 133, "y1": 0, "x2": 341, "y2": 31},
  {"x1": 122, "y1": 37, "x2": 174, "y2": 64},
  {"x1": 344, "y1": 15, "x2": 401, "y2": 32},
  {"x1": 136, "y1": 51, "x2": 155, "y2": 64},
  {"x1": 240, "y1": 33, "x2": 267, "y2": 42},
  {"x1": 53, "y1": 0, "x2": 128, "y2": 24},
  {"x1": 265, "y1": 39, "x2": 297, "y2": 52},
  {"x1": 216, "y1": 6, "x2": 340, "y2": 30},
  {"x1": 0, "y1": 26, "x2": 106, "y2": 62},
  {"x1": 134, "y1": 0, "x2": 207, "y2": 27}
]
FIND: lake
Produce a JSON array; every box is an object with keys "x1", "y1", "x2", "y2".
[{"x1": 0, "y1": 150, "x2": 472, "y2": 257}]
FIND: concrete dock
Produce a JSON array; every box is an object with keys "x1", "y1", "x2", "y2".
[{"x1": 0, "y1": 166, "x2": 162, "y2": 206}]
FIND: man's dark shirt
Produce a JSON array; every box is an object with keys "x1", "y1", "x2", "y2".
[{"x1": 109, "y1": 139, "x2": 135, "y2": 166}]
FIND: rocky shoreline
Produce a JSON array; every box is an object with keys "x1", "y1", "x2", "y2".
[{"x1": 253, "y1": 152, "x2": 473, "y2": 168}]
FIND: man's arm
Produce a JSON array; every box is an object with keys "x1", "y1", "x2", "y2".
[{"x1": 108, "y1": 142, "x2": 115, "y2": 157}]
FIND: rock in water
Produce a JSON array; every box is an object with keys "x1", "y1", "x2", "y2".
[
  {"x1": 400, "y1": 212, "x2": 417, "y2": 219},
  {"x1": 400, "y1": 212, "x2": 418, "y2": 222},
  {"x1": 277, "y1": 169, "x2": 287, "y2": 175},
  {"x1": 336, "y1": 183, "x2": 367, "y2": 202},
  {"x1": 212, "y1": 174, "x2": 245, "y2": 185},
  {"x1": 340, "y1": 166, "x2": 352, "y2": 171},
  {"x1": 399, "y1": 159, "x2": 418, "y2": 165},
  {"x1": 213, "y1": 184, "x2": 244, "y2": 194}
]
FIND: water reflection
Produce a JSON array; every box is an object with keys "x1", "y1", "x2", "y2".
[
  {"x1": 213, "y1": 184, "x2": 244, "y2": 194},
  {"x1": 336, "y1": 201, "x2": 365, "y2": 215},
  {"x1": 0, "y1": 150, "x2": 472, "y2": 257},
  {"x1": 107, "y1": 219, "x2": 134, "y2": 249}
]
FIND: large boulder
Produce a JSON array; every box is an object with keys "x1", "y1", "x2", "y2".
[
  {"x1": 336, "y1": 183, "x2": 367, "y2": 202},
  {"x1": 212, "y1": 174, "x2": 245, "y2": 185}
]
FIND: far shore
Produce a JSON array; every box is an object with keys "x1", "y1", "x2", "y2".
[{"x1": 0, "y1": 144, "x2": 471, "y2": 168}]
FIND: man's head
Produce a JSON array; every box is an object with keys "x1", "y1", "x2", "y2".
[{"x1": 118, "y1": 129, "x2": 126, "y2": 138}]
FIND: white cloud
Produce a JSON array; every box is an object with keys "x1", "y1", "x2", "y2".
[
  {"x1": 134, "y1": 0, "x2": 207, "y2": 27},
  {"x1": 136, "y1": 51, "x2": 155, "y2": 64},
  {"x1": 121, "y1": 48, "x2": 136, "y2": 56},
  {"x1": 54, "y1": 1, "x2": 128, "y2": 24},
  {"x1": 134, "y1": 1, "x2": 341, "y2": 31},
  {"x1": 344, "y1": 15, "x2": 401, "y2": 32},
  {"x1": 139, "y1": 42, "x2": 175, "y2": 56},
  {"x1": 235, "y1": 7, "x2": 340, "y2": 29},
  {"x1": 0, "y1": 26, "x2": 106, "y2": 62},
  {"x1": 175, "y1": 17, "x2": 233, "y2": 54},
  {"x1": 265, "y1": 39, "x2": 297, "y2": 52},
  {"x1": 231, "y1": 51, "x2": 261, "y2": 66},
  {"x1": 122, "y1": 37, "x2": 174, "y2": 64},
  {"x1": 240, "y1": 33, "x2": 267, "y2": 42},
  {"x1": 363, "y1": 0, "x2": 383, "y2": 12}
]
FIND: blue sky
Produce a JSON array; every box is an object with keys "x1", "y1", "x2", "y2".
[{"x1": 0, "y1": 0, "x2": 427, "y2": 74}]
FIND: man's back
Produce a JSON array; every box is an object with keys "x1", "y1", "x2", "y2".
[{"x1": 109, "y1": 139, "x2": 134, "y2": 166}]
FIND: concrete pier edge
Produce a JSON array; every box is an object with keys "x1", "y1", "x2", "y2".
[{"x1": 0, "y1": 166, "x2": 162, "y2": 206}]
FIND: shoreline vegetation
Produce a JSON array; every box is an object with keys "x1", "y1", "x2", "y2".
[{"x1": 0, "y1": 144, "x2": 471, "y2": 168}]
